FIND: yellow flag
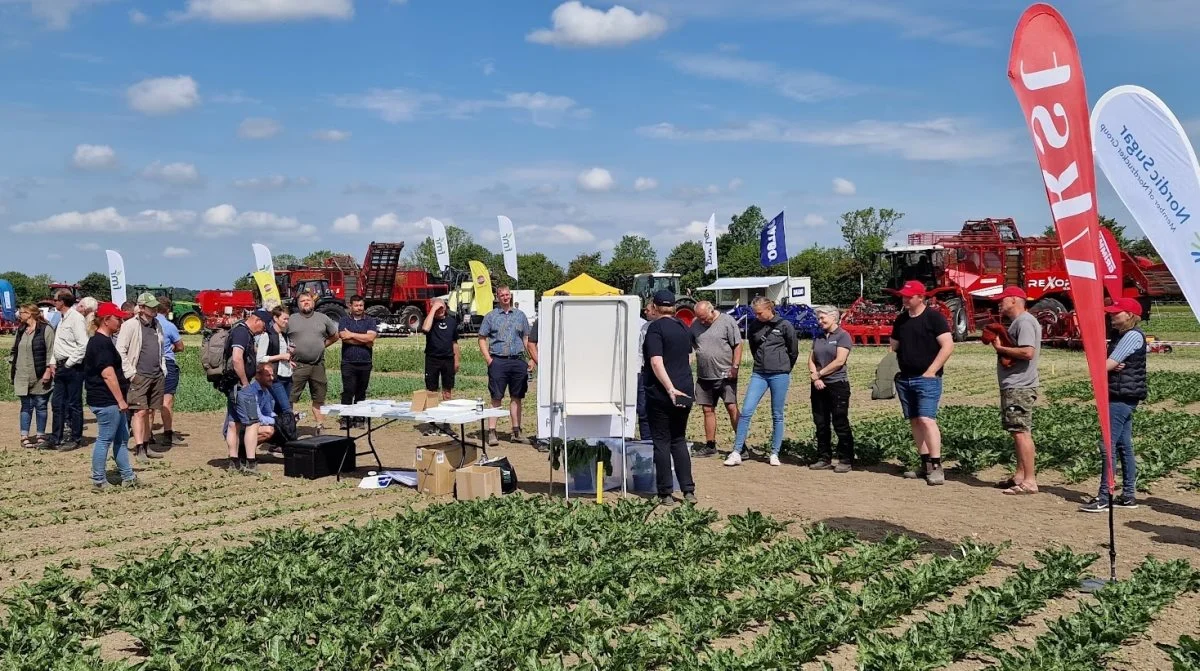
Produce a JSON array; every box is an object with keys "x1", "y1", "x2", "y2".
[
  {"x1": 468, "y1": 260, "x2": 494, "y2": 315},
  {"x1": 253, "y1": 270, "x2": 282, "y2": 310}
]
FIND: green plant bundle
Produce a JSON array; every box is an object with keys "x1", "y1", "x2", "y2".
[
  {"x1": 1158, "y1": 633, "x2": 1200, "y2": 671},
  {"x1": 988, "y1": 557, "x2": 1200, "y2": 671},
  {"x1": 856, "y1": 547, "x2": 1098, "y2": 670},
  {"x1": 1049, "y1": 371, "x2": 1200, "y2": 407}
]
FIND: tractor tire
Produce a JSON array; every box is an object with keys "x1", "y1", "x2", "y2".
[
  {"x1": 317, "y1": 302, "x2": 348, "y2": 323},
  {"x1": 675, "y1": 297, "x2": 697, "y2": 328},
  {"x1": 178, "y1": 311, "x2": 204, "y2": 336},
  {"x1": 400, "y1": 305, "x2": 424, "y2": 332},
  {"x1": 944, "y1": 297, "x2": 969, "y2": 342},
  {"x1": 366, "y1": 305, "x2": 390, "y2": 320},
  {"x1": 1030, "y1": 297, "x2": 1070, "y2": 339}
]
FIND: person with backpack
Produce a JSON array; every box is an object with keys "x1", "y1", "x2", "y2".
[{"x1": 218, "y1": 311, "x2": 267, "y2": 472}]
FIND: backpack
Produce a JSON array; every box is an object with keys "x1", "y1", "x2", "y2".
[
  {"x1": 270, "y1": 408, "x2": 298, "y2": 446},
  {"x1": 202, "y1": 328, "x2": 231, "y2": 390},
  {"x1": 871, "y1": 351, "x2": 900, "y2": 400}
]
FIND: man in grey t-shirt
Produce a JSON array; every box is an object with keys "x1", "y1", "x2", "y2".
[
  {"x1": 990, "y1": 287, "x2": 1042, "y2": 495},
  {"x1": 285, "y1": 292, "x2": 339, "y2": 428},
  {"x1": 690, "y1": 302, "x2": 742, "y2": 457}
]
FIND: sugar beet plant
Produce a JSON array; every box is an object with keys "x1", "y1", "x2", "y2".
[{"x1": 0, "y1": 497, "x2": 1005, "y2": 671}]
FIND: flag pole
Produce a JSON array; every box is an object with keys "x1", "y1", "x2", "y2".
[{"x1": 783, "y1": 207, "x2": 792, "y2": 303}]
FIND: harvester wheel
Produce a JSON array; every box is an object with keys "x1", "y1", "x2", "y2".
[
  {"x1": 944, "y1": 298, "x2": 968, "y2": 342},
  {"x1": 400, "y1": 305, "x2": 423, "y2": 331},
  {"x1": 366, "y1": 305, "x2": 390, "y2": 320},
  {"x1": 178, "y1": 312, "x2": 204, "y2": 335},
  {"x1": 317, "y1": 301, "x2": 348, "y2": 322},
  {"x1": 675, "y1": 297, "x2": 697, "y2": 327},
  {"x1": 1030, "y1": 297, "x2": 1071, "y2": 339}
]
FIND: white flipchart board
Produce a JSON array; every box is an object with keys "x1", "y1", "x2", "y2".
[{"x1": 536, "y1": 295, "x2": 642, "y2": 440}]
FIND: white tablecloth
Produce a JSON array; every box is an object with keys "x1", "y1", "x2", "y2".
[{"x1": 321, "y1": 401, "x2": 510, "y2": 426}]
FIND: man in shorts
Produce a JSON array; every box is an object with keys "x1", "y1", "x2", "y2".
[
  {"x1": 286, "y1": 292, "x2": 339, "y2": 430},
  {"x1": 889, "y1": 280, "x2": 955, "y2": 485},
  {"x1": 478, "y1": 285, "x2": 530, "y2": 446},
  {"x1": 690, "y1": 301, "x2": 742, "y2": 457},
  {"x1": 116, "y1": 292, "x2": 167, "y2": 463},
  {"x1": 989, "y1": 287, "x2": 1042, "y2": 495},
  {"x1": 418, "y1": 299, "x2": 459, "y2": 436},
  {"x1": 155, "y1": 299, "x2": 187, "y2": 448}
]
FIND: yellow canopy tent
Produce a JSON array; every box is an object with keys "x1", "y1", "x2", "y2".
[{"x1": 544, "y1": 273, "x2": 621, "y2": 296}]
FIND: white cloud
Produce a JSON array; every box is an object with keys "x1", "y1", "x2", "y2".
[
  {"x1": 803, "y1": 214, "x2": 828, "y2": 227},
  {"x1": 233, "y1": 175, "x2": 310, "y2": 190},
  {"x1": 11, "y1": 207, "x2": 193, "y2": 233},
  {"x1": 47, "y1": 253, "x2": 63, "y2": 260},
  {"x1": 638, "y1": 117, "x2": 1018, "y2": 162},
  {"x1": 199, "y1": 204, "x2": 315, "y2": 237},
  {"x1": 142, "y1": 161, "x2": 201, "y2": 186},
  {"x1": 72, "y1": 144, "x2": 116, "y2": 170},
  {"x1": 665, "y1": 52, "x2": 862, "y2": 102},
  {"x1": 129, "y1": 8, "x2": 148, "y2": 24},
  {"x1": 126, "y1": 76, "x2": 200, "y2": 116},
  {"x1": 162, "y1": 246, "x2": 192, "y2": 258},
  {"x1": 6, "y1": 0, "x2": 111, "y2": 29},
  {"x1": 528, "y1": 1, "x2": 667, "y2": 47},
  {"x1": 312, "y1": 128, "x2": 351, "y2": 142},
  {"x1": 515, "y1": 223, "x2": 596, "y2": 244},
  {"x1": 76, "y1": 242, "x2": 101, "y2": 251},
  {"x1": 179, "y1": 0, "x2": 353, "y2": 22},
  {"x1": 237, "y1": 117, "x2": 282, "y2": 139},
  {"x1": 336, "y1": 89, "x2": 588, "y2": 128},
  {"x1": 370, "y1": 213, "x2": 437, "y2": 234},
  {"x1": 728, "y1": 177, "x2": 744, "y2": 191},
  {"x1": 633, "y1": 177, "x2": 658, "y2": 192},
  {"x1": 577, "y1": 167, "x2": 615, "y2": 192},
  {"x1": 332, "y1": 213, "x2": 361, "y2": 233},
  {"x1": 832, "y1": 177, "x2": 856, "y2": 195},
  {"x1": 479, "y1": 58, "x2": 496, "y2": 76},
  {"x1": 211, "y1": 91, "x2": 260, "y2": 104}
]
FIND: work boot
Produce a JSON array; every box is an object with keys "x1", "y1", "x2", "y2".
[
  {"x1": 136, "y1": 445, "x2": 164, "y2": 463},
  {"x1": 833, "y1": 461, "x2": 853, "y2": 474},
  {"x1": 510, "y1": 427, "x2": 523, "y2": 443},
  {"x1": 692, "y1": 442, "x2": 717, "y2": 457},
  {"x1": 487, "y1": 430, "x2": 500, "y2": 447},
  {"x1": 809, "y1": 459, "x2": 833, "y2": 470},
  {"x1": 926, "y1": 465, "x2": 945, "y2": 486},
  {"x1": 160, "y1": 431, "x2": 188, "y2": 447}
]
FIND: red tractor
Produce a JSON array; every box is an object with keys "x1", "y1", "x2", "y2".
[
  {"x1": 273, "y1": 242, "x2": 450, "y2": 334},
  {"x1": 195, "y1": 289, "x2": 258, "y2": 331},
  {"x1": 841, "y1": 218, "x2": 1181, "y2": 345}
]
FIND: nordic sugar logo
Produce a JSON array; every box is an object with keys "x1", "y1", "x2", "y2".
[{"x1": 1192, "y1": 232, "x2": 1200, "y2": 263}]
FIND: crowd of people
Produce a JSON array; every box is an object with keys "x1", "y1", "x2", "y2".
[{"x1": 8, "y1": 281, "x2": 1151, "y2": 512}]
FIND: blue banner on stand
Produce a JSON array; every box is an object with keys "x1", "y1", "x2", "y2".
[{"x1": 759, "y1": 211, "x2": 786, "y2": 267}]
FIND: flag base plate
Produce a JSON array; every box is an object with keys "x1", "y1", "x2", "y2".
[{"x1": 1080, "y1": 577, "x2": 1115, "y2": 593}]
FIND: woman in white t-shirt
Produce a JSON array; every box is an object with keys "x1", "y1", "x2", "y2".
[{"x1": 256, "y1": 306, "x2": 295, "y2": 415}]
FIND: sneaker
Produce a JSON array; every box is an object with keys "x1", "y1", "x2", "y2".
[
  {"x1": 57, "y1": 439, "x2": 83, "y2": 452},
  {"x1": 226, "y1": 458, "x2": 243, "y2": 473},
  {"x1": 809, "y1": 459, "x2": 833, "y2": 471},
  {"x1": 1079, "y1": 497, "x2": 1109, "y2": 513},
  {"x1": 769, "y1": 454, "x2": 782, "y2": 467},
  {"x1": 121, "y1": 478, "x2": 140, "y2": 488},
  {"x1": 92, "y1": 480, "x2": 109, "y2": 491},
  {"x1": 723, "y1": 451, "x2": 743, "y2": 467},
  {"x1": 925, "y1": 466, "x2": 945, "y2": 486},
  {"x1": 683, "y1": 492, "x2": 698, "y2": 504},
  {"x1": 487, "y1": 430, "x2": 500, "y2": 447},
  {"x1": 532, "y1": 439, "x2": 550, "y2": 454},
  {"x1": 657, "y1": 496, "x2": 675, "y2": 507},
  {"x1": 692, "y1": 444, "x2": 718, "y2": 457},
  {"x1": 1114, "y1": 496, "x2": 1138, "y2": 509},
  {"x1": 242, "y1": 462, "x2": 258, "y2": 475},
  {"x1": 511, "y1": 428, "x2": 523, "y2": 443},
  {"x1": 833, "y1": 461, "x2": 853, "y2": 474}
]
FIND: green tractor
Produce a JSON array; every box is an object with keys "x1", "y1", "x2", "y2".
[{"x1": 129, "y1": 285, "x2": 205, "y2": 335}]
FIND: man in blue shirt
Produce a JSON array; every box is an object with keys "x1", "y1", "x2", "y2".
[
  {"x1": 477, "y1": 285, "x2": 530, "y2": 446},
  {"x1": 338, "y1": 294, "x2": 378, "y2": 429},
  {"x1": 227, "y1": 363, "x2": 276, "y2": 474},
  {"x1": 154, "y1": 300, "x2": 187, "y2": 447}
]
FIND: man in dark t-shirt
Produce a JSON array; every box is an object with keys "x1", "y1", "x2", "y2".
[
  {"x1": 338, "y1": 295, "x2": 378, "y2": 427},
  {"x1": 889, "y1": 280, "x2": 954, "y2": 485},
  {"x1": 421, "y1": 299, "x2": 460, "y2": 399}
]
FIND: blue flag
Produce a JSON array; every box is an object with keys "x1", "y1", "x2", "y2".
[{"x1": 759, "y1": 211, "x2": 786, "y2": 267}]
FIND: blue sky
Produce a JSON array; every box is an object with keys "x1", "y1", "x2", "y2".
[{"x1": 1, "y1": 0, "x2": 1198, "y2": 289}]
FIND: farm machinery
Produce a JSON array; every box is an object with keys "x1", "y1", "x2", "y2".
[
  {"x1": 841, "y1": 217, "x2": 1182, "y2": 345},
  {"x1": 195, "y1": 289, "x2": 258, "y2": 331},
  {"x1": 128, "y1": 285, "x2": 205, "y2": 334},
  {"x1": 273, "y1": 242, "x2": 451, "y2": 335},
  {"x1": 631, "y1": 273, "x2": 698, "y2": 326}
]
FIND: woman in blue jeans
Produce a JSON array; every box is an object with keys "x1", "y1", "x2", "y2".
[
  {"x1": 725, "y1": 297, "x2": 799, "y2": 467},
  {"x1": 85, "y1": 303, "x2": 137, "y2": 488},
  {"x1": 1081, "y1": 299, "x2": 1147, "y2": 512},
  {"x1": 10, "y1": 304, "x2": 56, "y2": 449},
  {"x1": 256, "y1": 306, "x2": 294, "y2": 416}
]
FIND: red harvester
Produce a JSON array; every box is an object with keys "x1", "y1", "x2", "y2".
[
  {"x1": 841, "y1": 218, "x2": 1181, "y2": 345},
  {"x1": 195, "y1": 289, "x2": 258, "y2": 331},
  {"x1": 274, "y1": 241, "x2": 450, "y2": 335}
]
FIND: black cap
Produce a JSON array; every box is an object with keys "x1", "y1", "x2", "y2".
[
  {"x1": 252, "y1": 309, "x2": 271, "y2": 322},
  {"x1": 652, "y1": 289, "x2": 675, "y2": 307}
]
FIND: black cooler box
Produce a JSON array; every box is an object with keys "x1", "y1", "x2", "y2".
[{"x1": 284, "y1": 435, "x2": 357, "y2": 479}]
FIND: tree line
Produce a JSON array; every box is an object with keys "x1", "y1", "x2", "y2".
[{"x1": 0, "y1": 271, "x2": 199, "y2": 306}]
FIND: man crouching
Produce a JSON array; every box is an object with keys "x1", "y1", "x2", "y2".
[{"x1": 226, "y1": 363, "x2": 276, "y2": 474}]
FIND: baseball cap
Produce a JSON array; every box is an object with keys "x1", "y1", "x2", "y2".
[
  {"x1": 136, "y1": 292, "x2": 159, "y2": 308},
  {"x1": 995, "y1": 286, "x2": 1027, "y2": 301},
  {"x1": 896, "y1": 280, "x2": 927, "y2": 298},
  {"x1": 252, "y1": 309, "x2": 272, "y2": 322},
  {"x1": 652, "y1": 289, "x2": 676, "y2": 307},
  {"x1": 96, "y1": 302, "x2": 131, "y2": 320},
  {"x1": 1104, "y1": 297, "x2": 1143, "y2": 317}
]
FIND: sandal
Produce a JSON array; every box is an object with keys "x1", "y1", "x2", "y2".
[
  {"x1": 995, "y1": 477, "x2": 1019, "y2": 489},
  {"x1": 1002, "y1": 483, "x2": 1038, "y2": 495},
  {"x1": 20, "y1": 437, "x2": 36, "y2": 449}
]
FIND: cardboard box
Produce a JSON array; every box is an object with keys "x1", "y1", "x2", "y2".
[
  {"x1": 411, "y1": 390, "x2": 441, "y2": 412},
  {"x1": 455, "y1": 465, "x2": 502, "y2": 500},
  {"x1": 415, "y1": 444, "x2": 478, "y2": 497}
]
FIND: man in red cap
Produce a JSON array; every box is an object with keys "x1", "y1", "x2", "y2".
[
  {"x1": 1081, "y1": 297, "x2": 1146, "y2": 513},
  {"x1": 989, "y1": 286, "x2": 1042, "y2": 495},
  {"x1": 889, "y1": 280, "x2": 954, "y2": 485}
]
